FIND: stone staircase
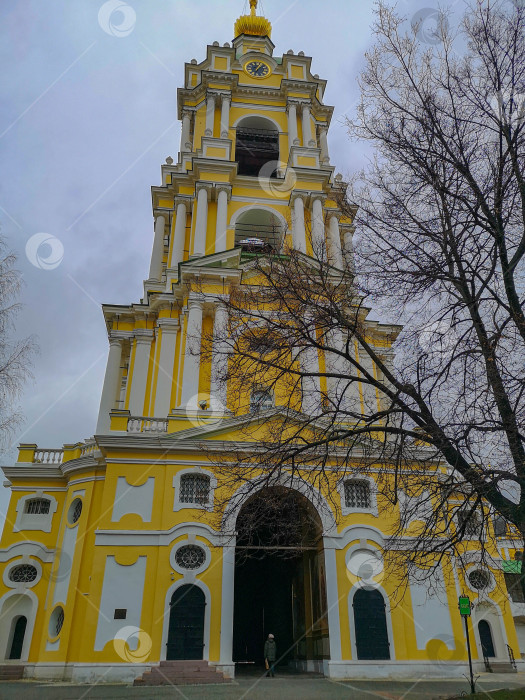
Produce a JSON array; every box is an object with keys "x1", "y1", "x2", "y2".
[
  {"x1": 485, "y1": 661, "x2": 517, "y2": 673},
  {"x1": 133, "y1": 660, "x2": 230, "y2": 686},
  {"x1": 0, "y1": 665, "x2": 24, "y2": 681}
]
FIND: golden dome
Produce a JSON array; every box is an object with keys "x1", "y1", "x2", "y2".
[{"x1": 234, "y1": 0, "x2": 272, "y2": 38}]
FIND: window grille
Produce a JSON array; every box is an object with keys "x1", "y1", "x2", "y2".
[
  {"x1": 344, "y1": 481, "x2": 371, "y2": 509},
  {"x1": 175, "y1": 545, "x2": 206, "y2": 570},
  {"x1": 54, "y1": 608, "x2": 64, "y2": 636},
  {"x1": 179, "y1": 474, "x2": 210, "y2": 505},
  {"x1": 71, "y1": 499, "x2": 83, "y2": 524},
  {"x1": 458, "y1": 512, "x2": 482, "y2": 537},
  {"x1": 504, "y1": 573, "x2": 525, "y2": 603},
  {"x1": 468, "y1": 569, "x2": 490, "y2": 590},
  {"x1": 250, "y1": 389, "x2": 273, "y2": 413},
  {"x1": 24, "y1": 498, "x2": 50, "y2": 515},
  {"x1": 493, "y1": 515, "x2": 507, "y2": 537},
  {"x1": 9, "y1": 564, "x2": 38, "y2": 583}
]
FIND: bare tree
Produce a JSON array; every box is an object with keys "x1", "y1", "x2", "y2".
[
  {"x1": 0, "y1": 236, "x2": 36, "y2": 449},
  {"x1": 193, "y1": 0, "x2": 525, "y2": 588}
]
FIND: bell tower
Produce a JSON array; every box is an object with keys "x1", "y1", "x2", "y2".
[{"x1": 95, "y1": 1, "x2": 350, "y2": 435}]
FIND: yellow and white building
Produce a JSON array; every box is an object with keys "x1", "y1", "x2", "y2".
[{"x1": 1, "y1": 1, "x2": 524, "y2": 683}]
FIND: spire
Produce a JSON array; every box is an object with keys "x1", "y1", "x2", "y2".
[{"x1": 234, "y1": 0, "x2": 272, "y2": 39}]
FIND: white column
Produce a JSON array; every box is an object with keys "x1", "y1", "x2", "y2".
[
  {"x1": 210, "y1": 303, "x2": 229, "y2": 409},
  {"x1": 215, "y1": 187, "x2": 230, "y2": 253},
  {"x1": 96, "y1": 338, "x2": 122, "y2": 434},
  {"x1": 148, "y1": 214, "x2": 166, "y2": 280},
  {"x1": 287, "y1": 101, "x2": 298, "y2": 151},
  {"x1": 328, "y1": 214, "x2": 343, "y2": 269},
  {"x1": 180, "y1": 109, "x2": 192, "y2": 152},
  {"x1": 153, "y1": 319, "x2": 179, "y2": 416},
  {"x1": 180, "y1": 299, "x2": 203, "y2": 407},
  {"x1": 319, "y1": 126, "x2": 330, "y2": 163},
  {"x1": 205, "y1": 92, "x2": 216, "y2": 136},
  {"x1": 220, "y1": 95, "x2": 231, "y2": 138},
  {"x1": 193, "y1": 185, "x2": 209, "y2": 256},
  {"x1": 128, "y1": 334, "x2": 153, "y2": 416},
  {"x1": 291, "y1": 194, "x2": 307, "y2": 253},
  {"x1": 325, "y1": 328, "x2": 361, "y2": 415},
  {"x1": 168, "y1": 199, "x2": 188, "y2": 270},
  {"x1": 341, "y1": 224, "x2": 355, "y2": 272},
  {"x1": 311, "y1": 196, "x2": 326, "y2": 258},
  {"x1": 323, "y1": 544, "x2": 342, "y2": 663},
  {"x1": 219, "y1": 544, "x2": 236, "y2": 674},
  {"x1": 301, "y1": 102, "x2": 312, "y2": 146},
  {"x1": 301, "y1": 345, "x2": 322, "y2": 415}
]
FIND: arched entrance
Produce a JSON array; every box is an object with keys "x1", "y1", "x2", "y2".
[
  {"x1": 8, "y1": 616, "x2": 27, "y2": 660},
  {"x1": 233, "y1": 487, "x2": 329, "y2": 672},
  {"x1": 478, "y1": 620, "x2": 496, "y2": 658},
  {"x1": 353, "y1": 588, "x2": 390, "y2": 660},
  {"x1": 166, "y1": 585, "x2": 205, "y2": 660}
]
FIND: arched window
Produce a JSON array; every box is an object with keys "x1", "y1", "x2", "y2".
[
  {"x1": 457, "y1": 511, "x2": 482, "y2": 537},
  {"x1": 234, "y1": 208, "x2": 284, "y2": 253},
  {"x1": 344, "y1": 480, "x2": 371, "y2": 509},
  {"x1": 180, "y1": 474, "x2": 210, "y2": 505},
  {"x1": 24, "y1": 498, "x2": 50, "y2": 515},
  {"x1": 235, "y1": 116, "x2": 279, "y2": 177},
  {"x1": 493, "y1": 515, "x2": 507, "y2": 537},
  {"x1": 250, "y1": 388, "x2": 273, "y2": 413}
]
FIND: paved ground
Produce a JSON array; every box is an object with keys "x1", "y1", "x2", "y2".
[{"x1": 1, "y1": 671, "x2": 525, "y2": 700}]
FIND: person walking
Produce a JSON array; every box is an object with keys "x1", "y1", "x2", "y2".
[{"x1": 264, "y1": 633, "x2": 277, "y2": 677}]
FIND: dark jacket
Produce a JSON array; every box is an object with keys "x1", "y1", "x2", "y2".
[{"x1": 264, "y1": 638, "x2": 277, "y2": 662}]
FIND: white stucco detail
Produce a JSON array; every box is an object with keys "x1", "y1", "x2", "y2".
[
  {"x1": 170, "y1": 539, "x2": 211, "y2": 575},
  {"x1": 52, "y1": 520, "x2": 78, "y2": 607},
  {"x1": 112, "y1": 477, "x2": 155, "y2": 523},
  {"x1": 0, "y1": 589, "x2": 38, "y2": 661},
  {"x1": 94, "y1": 556, "x2": 147, "y2": 652},
  {"x1": 14, "y1": 491, "x2": 58, "y2": 533},
  {"x1": 409, "y1": 565, "x2": 454, "y2": 651}
]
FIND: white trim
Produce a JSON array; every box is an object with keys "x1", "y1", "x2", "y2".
[
  {"x1": 472, "y1": 599, "x2": 509, "y2": 660},
  {"x1": 170, "y1": 539, "x2": 211, "y2": 575},
  {"x1": 95, "y1": 521, "x2": 229, "y2": 548},
  {"x1": 14, "y1": 491, "x2": 58, "y2": 533},
  {"x1": 160, "y1": 580, "x2": 211, "y2": 661},
  {"x1": 172, "y1": 467, "x2": 217, "y2": 512},
  {"x1": 232, "y1": 113, "x2": 282, "y2": 132},
  {"x1": 323, "y1": 545, "x2": 342, "y2": 661},
  {"x1": 219, "y1": 544, "x2": 235, "y2": 667},
  {"x1": 228, "y1": 203, "x2": 288, "y2": 231},
  {"x1": 338, "y1": 475, "x2": 378, "y2": 517},
  {"x1": 3, "y1": 557, "x2": 43, "y2": 590},
  {"x1": 222, "y1": 473, "x2": 337, "y2": 535},
  {"x1": 0, "y1": 588, "x2": 38, "y2": 661},
  {"x1": 0, "y1": 542, "x2": 55, "y2": 562},
  {"x1": 348, "y1": 583, "x2": 395, "y2": 661}
]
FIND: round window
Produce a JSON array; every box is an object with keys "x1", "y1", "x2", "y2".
[
  {"x1": 175, "y1": 545, "x2": 206, "y2": 570},
  {"x1": 49, "y1": 606, "x2": 65, "y2": 637},
  {"x1": 9, "y1": 564, "x2": 38, "y2": 583},
  {"x1": 68, "y1": 498, "x2": 83, "y2": 525},
  {"x1": 468, "y1": 569, "x2": 491, "y2": 590}
]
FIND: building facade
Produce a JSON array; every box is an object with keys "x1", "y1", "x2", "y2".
[{"x1": 1, "y1": 1, "x2": 524, "y2": 683}]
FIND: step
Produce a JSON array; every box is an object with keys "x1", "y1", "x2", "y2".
[
  {"x1": 487, "y1": 662, "x2": 517, "y2": 673},
  {"x1": 133, "y1": 661, "x2": 229, "y2": 687},
  {"x1": 0, "y1": 665, "x2": 24, "y2": 681}
]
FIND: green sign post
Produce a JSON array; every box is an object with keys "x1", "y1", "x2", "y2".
[{"x1": 458, "y1": 595, "x2": 475, "y2": 694}]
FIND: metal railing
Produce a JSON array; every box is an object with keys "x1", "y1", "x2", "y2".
[
  {"x1": 507, "y1": 643, "x2": 517, "y2": 670},
  {"x1": 483, "y1": 653, "x2": 492, "y2": 672}
]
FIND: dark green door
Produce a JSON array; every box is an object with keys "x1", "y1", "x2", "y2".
[
  {"x1": 478, "y1": 620, "x2": 495, "y2": 658},
  {"x1": 167, "y1": 585, "x2": 205, "y2": 660},
  {"x1": 353, "y1": 588, "x2": 390, "y2": 660},
  {"x1": 9, "y1": 616, "x2": 27, "y2": 660}
]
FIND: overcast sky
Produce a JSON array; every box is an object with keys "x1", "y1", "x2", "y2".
[{"x1": 0, "y1": 0, "x2": 467, "y2": 528}]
